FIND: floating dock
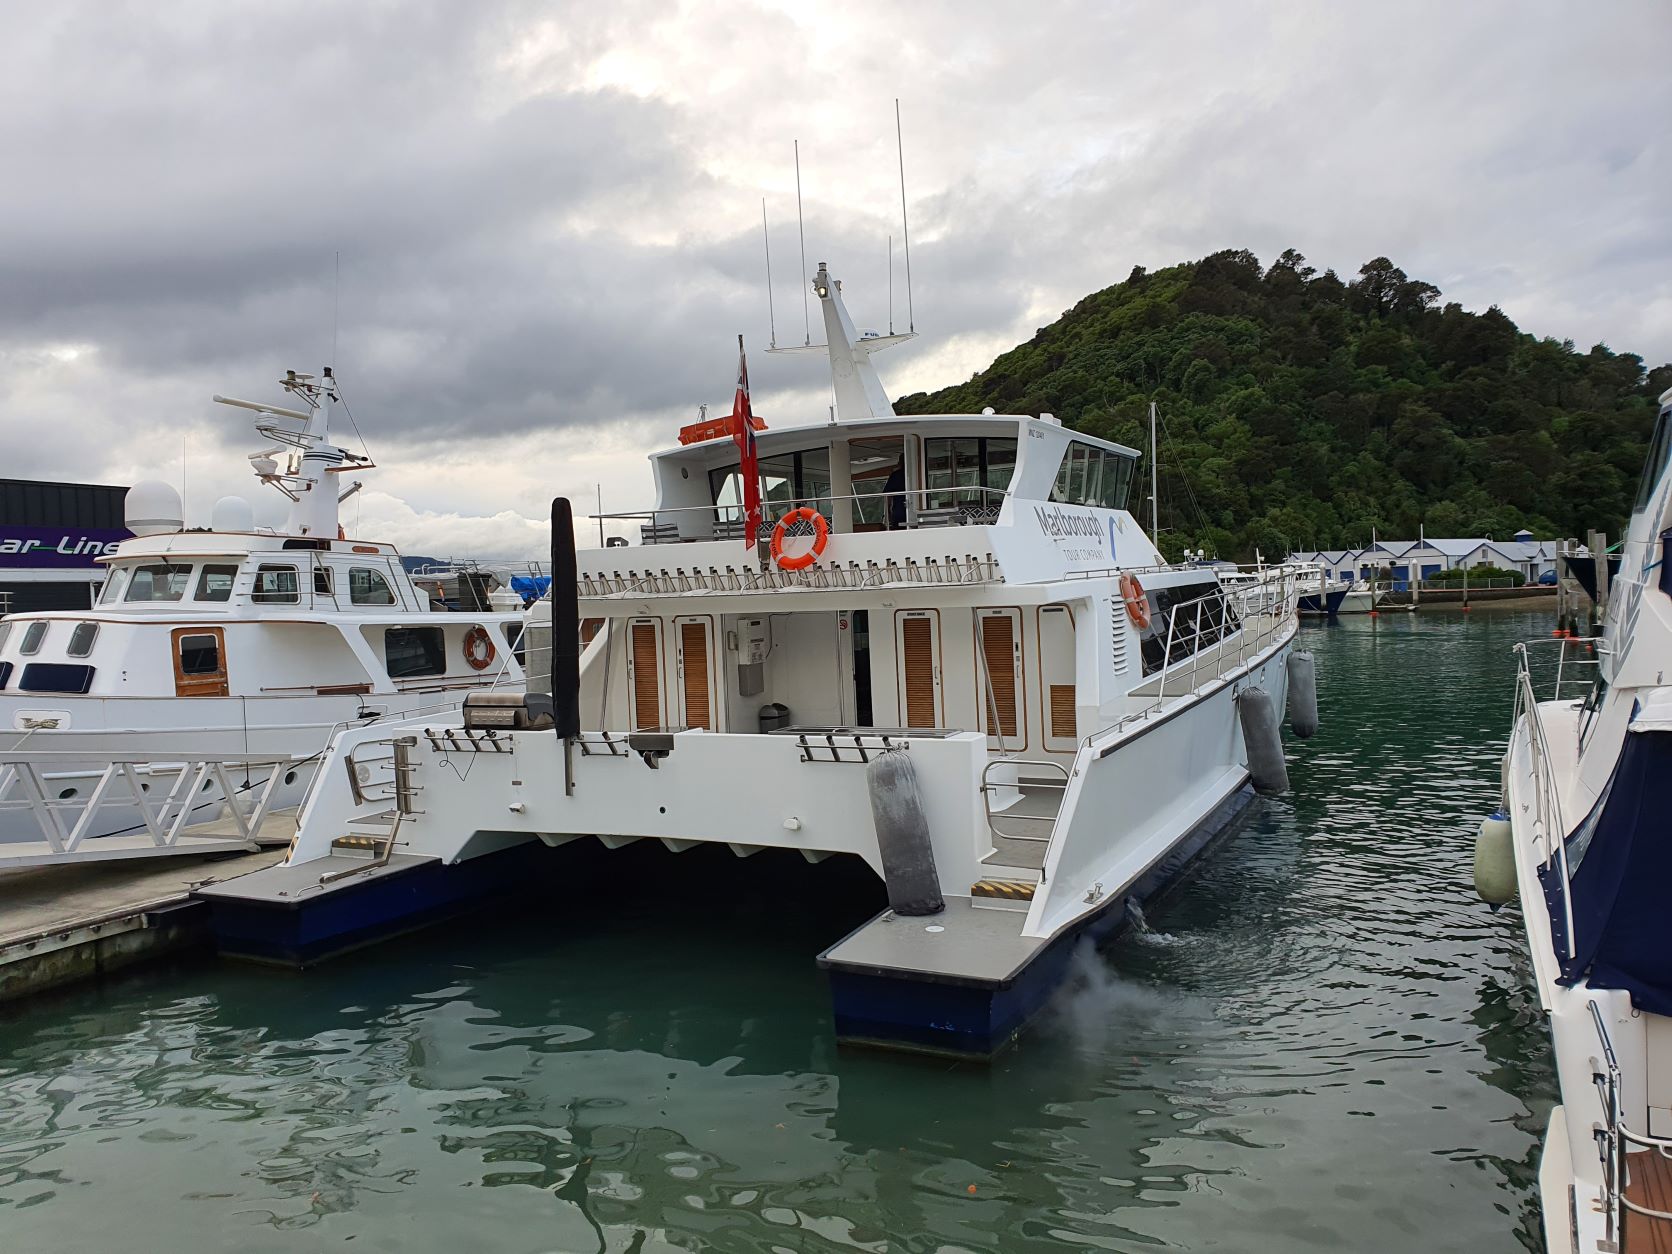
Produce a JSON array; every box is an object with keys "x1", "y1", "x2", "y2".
[{"x1": 0, "y1": 842, "x2": 288, "y2": 1003}]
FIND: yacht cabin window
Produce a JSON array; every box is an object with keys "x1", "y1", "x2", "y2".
[
  {"x1": 20, "y1": 622, "x2": 47, "y2": 655},
  {"x1": 1137, "y1": 579, "x2": 1239, "y2": 676},
  {"x1": 313, "y1": 566, "x2": 335, "y2": 597},
  {"x1": 252, "y1": 564, "x2": 300, "y2": 604},
  {"x1": 195, "y1": 565, "x2": 238, "y2": 601},
  {"x1": 99, "y1": 569, "x2": 128, "y2": 604},
  {"x1": 67, "y1": 623, "x2": 99, "y2": 658},
  {"x1": 0, "y1": 622, "x2": 11, "y2": 652},
  {"x1": 923, "y1": 437, "x2": 1016, "y2": 511},
  {"x1": 384, "y1": 626, "x2": 445, "y2": 678},
  {"x1": 1634, "y1": 405, "x2": 1672, "y2": 512},
  {"x1": 178, "y1": 633, "x2": 221, "y2": 676},
  {"x1": 125, "y1": 563, "x2": 191, "y2": 602},
  {"x1": 1050, "y1": 441, "x2": 1136, "y2": 510},
  {"x1": 349, "y1": 568, "x2": 396, "y2": 606}
]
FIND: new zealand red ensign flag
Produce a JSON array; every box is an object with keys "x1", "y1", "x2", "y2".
[{"x1": 732, "y1": 335, "x2": 762, "y2": 549}]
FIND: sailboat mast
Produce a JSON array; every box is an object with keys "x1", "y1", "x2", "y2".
[{"x1": 1149, "y1": 400, "x2": 1159, "y2": 547}]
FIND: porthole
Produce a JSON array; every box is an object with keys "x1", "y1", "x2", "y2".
[
  {"x1": 201, "y1": 779, "x2": 214, "y2": 793},
  {"x1": 284, "y1": 770, "x2": 297, "y2": 785},
  {"x1": 58, "y1": 787, "x2": 78, "y2": 799}
]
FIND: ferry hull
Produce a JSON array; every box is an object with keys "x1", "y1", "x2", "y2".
[{"x1": 824, "y1": 780, "x2": 1256, "y2": 1057}]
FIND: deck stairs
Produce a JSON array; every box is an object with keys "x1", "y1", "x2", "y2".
[{"x1": 973, "y1": 763, "x2": 1067, "y2": 910}]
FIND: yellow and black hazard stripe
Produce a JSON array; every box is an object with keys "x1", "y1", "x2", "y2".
[{"x1": 970, "y1": 878, "x2": 1037, "y2": 901}]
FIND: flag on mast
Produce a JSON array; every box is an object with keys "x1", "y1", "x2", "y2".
[{"x1": 732, "y1": 335, "x2": 762, "y2": 549}]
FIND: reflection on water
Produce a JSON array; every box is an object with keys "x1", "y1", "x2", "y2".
[{"x1": 0, "y1": 611, "x2": 1556, "y2": 1252}]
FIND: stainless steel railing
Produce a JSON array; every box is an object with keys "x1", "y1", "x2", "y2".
[
  {"x1": 1513, "y1": 644, "x2": 1576, "y2": 957},
  {"x1": 1589, "y1": 999, "x2": 1672, "y2": 1250}
]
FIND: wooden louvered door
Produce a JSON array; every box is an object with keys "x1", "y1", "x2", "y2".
[
  {"x1": 895, "y1": 610, "x2": 942, "y2": 729},
  {"x1": 976, "y1": 608, "x2": 1024, "y2": 750},
  {"x1": 628, "y1": 618, "x2": 664, "y2": 730},
  {"x1": 1039, "y1": 605, "x2": 1078, "y2": 751},
  {"x1": 675, "y1": 616, "x2": 714, "y2": 730}
]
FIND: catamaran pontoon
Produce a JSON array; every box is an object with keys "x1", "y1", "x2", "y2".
[
  {"x1": 199, "y1": 268, "x2": 1317, "y2": 1056},
  {"x1": 0, "y1": 369, "x2": 526, "y2": 859}
]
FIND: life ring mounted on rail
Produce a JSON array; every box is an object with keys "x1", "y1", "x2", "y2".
[
  {"x1": 1120, "y1": 573, "x2": 1151, "y2": 631},
  {"x1": 770, "y1": 506, "x2": 830, "y2": 572},
  {"x1": 462, "y1": 624, "x2": 497, "y2": 670}
]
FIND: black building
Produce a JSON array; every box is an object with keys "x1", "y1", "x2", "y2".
[{"x1": 0, "y1": 477, "x2": 131, "y2": 614}]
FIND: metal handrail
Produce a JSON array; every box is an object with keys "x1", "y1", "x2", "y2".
[
  {"x1": 1513, "y1": 646, "x2": 1576, "y2": 957},
  {"x1": 979, "y1": 758, "x2": 1070, "y2": 845},
  {"x1": 1588, "y1": 1000, "x2": 1672, "y2": 1248}
]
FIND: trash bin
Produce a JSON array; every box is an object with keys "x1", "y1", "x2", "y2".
[{"x1": 758, "y1": 702, "x2": 792, "y2": 733}]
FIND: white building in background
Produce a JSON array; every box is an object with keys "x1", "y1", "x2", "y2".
[{"x1": 1289, "y1": 530, "x2": 1561, "y2": 588}]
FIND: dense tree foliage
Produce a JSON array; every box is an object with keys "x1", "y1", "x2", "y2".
[{"x1": 895, "y1": 250, "x2": 1672, "y2": 561}]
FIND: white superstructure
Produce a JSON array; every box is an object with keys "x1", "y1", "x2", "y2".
[
  {"x1": 1501, "y1": 384, "x2": 1672, "y2": 1250},
  {"x1": 206, "y1": 267, "x2": 1313, "y2": 1056},
  {"x1": 0, "y1": 369, "x2": 527, "y2": 853}
]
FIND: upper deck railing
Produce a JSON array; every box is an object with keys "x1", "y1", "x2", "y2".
[
  {"x1": 598, "y1": 486, "x2": 1010, "y2": 547},
  {"x1": 1512, "y1": 639, "x2": 1586, "y2": 960}
]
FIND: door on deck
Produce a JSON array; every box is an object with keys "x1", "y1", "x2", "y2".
[
  {"x1": 627, "y1": 618, "x2": 665, "y2": 730},
  {"x1": 172, "y1": 627, "x2": 229, "y2": 697},
  {"x1": 1038, "y1": 605, "x2": 1078, "y2": 751},
  {"x1": 974, "y1": 608, "x2": 1025, "y2": 751},
  {"x1": 674, "y1": 616, "x2": 716, "y2": 731},
  {"x1": 894, "y1": 609, "x2": 943, "y2": 729}
]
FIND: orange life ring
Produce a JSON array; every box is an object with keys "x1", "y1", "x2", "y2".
[
  {"x1": 1120, "y1": 573, "x2": 1151, "y2": 631},
  {"x1": 770, "y1": 506, "x2": 829, "y2": 571},
  {"x1": 463, "y1": 624, "x2": 497, "y2": 670}
]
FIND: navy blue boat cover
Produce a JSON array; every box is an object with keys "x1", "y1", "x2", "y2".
[{"x1": 1542, "y1": 727, "x2": 1672, "y2": 1014}]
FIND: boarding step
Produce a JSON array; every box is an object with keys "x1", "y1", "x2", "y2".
[{"x1": 970, "y1": 876, "x2": 1038, "y2": 912}]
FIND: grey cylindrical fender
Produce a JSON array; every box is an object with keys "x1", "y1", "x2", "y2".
[
  {"x1": 867, "y1": 748, "x2": 946, "y2": 916},
  {"x1": 1238, "y1": 687, "x2": 1291, "y2": 795},
  {"x1": 1286, "y1": 650, "x2": 1319, "y2": 739}
]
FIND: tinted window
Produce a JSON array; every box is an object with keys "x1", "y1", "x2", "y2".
[
  {"x1": 1051, "y1": 442, "x2": 1136, "y2": 510},
  {"x1": 385, "y1": 627, "x2": 446, "y2": 678},
  {"x1": 1138, "y1": 579, "x2": 1241, "y2": 675},
  {"x1": 195, "y1": 564, "x2": 238, "y2": 601},
  {"x1": 19, "y1": 663, "x2": 95, "y2": 694},
  {"x1": 349, "y1": 568, "x2": 396, "y2": 606},
  {"x1": 0, "y1": 621, "x2": 11, "y2": 652},
  {"x1": 126, "y1": 563, "x2": 191, "y2": 602},
  {"x1": 252, "y1": 564, "x2": 299, "y2": 604},
  {"x1": 1635, "y1": 406, "x2": 1672, "y2": 512},
  {"x1": 179, "y1": 633, "x2": 221, "y2": 676},
  {"x1": 313, "y1": 566, "x2": 334, "y2": 596},
  {"x1": 67, "y1": 623, "x2": 99, "y2": 657},
  {"x1": 924, "y1": 437, "x2": 1017, "y2": 511},
  {"x1": 20, "y1": 622, "x2": 47, "y2": 654},
  {"x1": 0, "y1": 661, "x2": 10, "y2": 689}
]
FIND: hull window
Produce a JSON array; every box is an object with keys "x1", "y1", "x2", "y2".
[
  {"x1": 629, "y1": 620, "x2": 662, "y2": 730},
  {"x1": 172, "y1": 627, "x2": 229, "y2": 697},
  {"x1": 385, "y1": 626, "x2": 445, "y2": 679},
  {"x1": 18, "y1": 663, "x2": 95, "y2": 694},
  {"x1": 677, "y1": 619, "x2": 714, "y2": 731}
]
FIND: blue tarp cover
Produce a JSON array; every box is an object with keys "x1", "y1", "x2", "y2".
[
  {"x1": 510, "y1": 575, "x2": 551, "y2": 601},
  {"x1": 1543, "y1": 726, "x2": 1672, "y2": 1014}
]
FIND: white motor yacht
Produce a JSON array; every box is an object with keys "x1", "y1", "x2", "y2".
[
  {"x1": 0, "y1": 369, "x2": 526, "y2": 856},
  {"x1": 1493, "y1": 382, "x2": 1672, "y2": 1250}
]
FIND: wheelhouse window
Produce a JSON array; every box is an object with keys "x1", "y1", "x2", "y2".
[
  {"x1": 1050, "y1": 441, "x2": 1137, "y2": 510},
  {"x1": 195, "y1": 564, "x2": 238, "y2": 601},
  {"x1": 924, "y1": 437, "x2": 1016, "y2": 512},
  {"x1": 178, "y1": 632, "x2": 221, "y2": 675},
  {"x1": 349, "y1": 568, "x2": 396, "y2": 606},
  {"x1": 98, "y1": 568, "x2": 129, "y2": 604},
  {"x1": 384, "y1": 626, "x2": 446, "y2": 678},
  {"x1": 313, "y1": 566, "x2": 335, "y2": 597},
  {"x1": 1634, "y1": 405, "x2": 1672, "y2": 513},
  {"x1": 67, "y1": 623, "x2": 99, "y2": 658},
  {"x1": 20, "y1": 622, "x2": 47, "y2": 655},
  {"x1": 0, "y1": 621, "x2": 11, "y2": 653},
  {"x1": 125, "y1": 563, "x2": 191, "y2": 602},
  {"x1": 1137, "y1": 579, "x2": 1241, "y2": 675},
  {"x1": 252, "y1": 564, "x2": 300, "y2": 604}
]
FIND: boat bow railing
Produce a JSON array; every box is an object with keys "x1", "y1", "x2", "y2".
[{"x1": 1512, "y1": 642, "x2": 1577, "y2": 957}]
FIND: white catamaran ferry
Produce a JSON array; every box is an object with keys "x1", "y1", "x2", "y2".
[
  {"x1": 200, "y1": 268, "x2": 1318, "y2": 1056},
  {"x1": 0, "y1": 369, "x2": 526, "y2": 856},
  {"x1": 1488, "y1": 383, "x2": 1672, "y2": 1250}
]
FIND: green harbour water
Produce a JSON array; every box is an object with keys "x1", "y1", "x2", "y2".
[{"x1": 0, "y1": 609, "x2": 1558, "y2": 1252}]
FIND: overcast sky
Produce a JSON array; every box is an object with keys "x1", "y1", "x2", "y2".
[{"x1": 4, "y1": 1, "x2": 1668, "y2": 557}]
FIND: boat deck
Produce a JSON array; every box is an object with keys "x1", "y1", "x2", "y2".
[
  {"x1": 1626, "y1": 1147, "x2": 1672, "y2": 1251},
  {"x1": 820, "y1": 896, "x2": 1045, "y2": 987}
]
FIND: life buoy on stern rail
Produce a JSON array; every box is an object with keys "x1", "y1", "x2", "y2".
[
  {"x1": 463, "y1": 624, "x2": 497, "y2": 670},
  {"x1": 1120, "y1": 573, "x2": 1151, "y2": 631},
  {"x1": 771, "y1": 506, "x2": 830, "y2": 572}
]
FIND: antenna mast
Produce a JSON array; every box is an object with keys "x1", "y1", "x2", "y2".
[
  {"x1": 1149, "y1": 400, "x2": 1160, "y2": 547},
  {"x1": 794, "y1": 140, "x2": 811, "y2": 346},
  {"x1": 888, "y1": 234, "x2": 894, "y2": 335},
  {"x1": 761, "y1": 199, "x2": 777, "y2": 349},
  {"x1": 895, "y1": 99, "x2": 915, "y2": 334}
]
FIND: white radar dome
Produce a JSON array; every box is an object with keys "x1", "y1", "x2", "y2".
[
  {"x1": 125, "y1": 481, "x2": 184, "y2": 536},
  {"x1": 211, "y1": 495, "x2": 255, "y2": 533}
]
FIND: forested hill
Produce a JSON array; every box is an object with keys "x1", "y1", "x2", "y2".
[{"x1": 894, "y1": 250, "x2": 1672, "y2": 560}]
